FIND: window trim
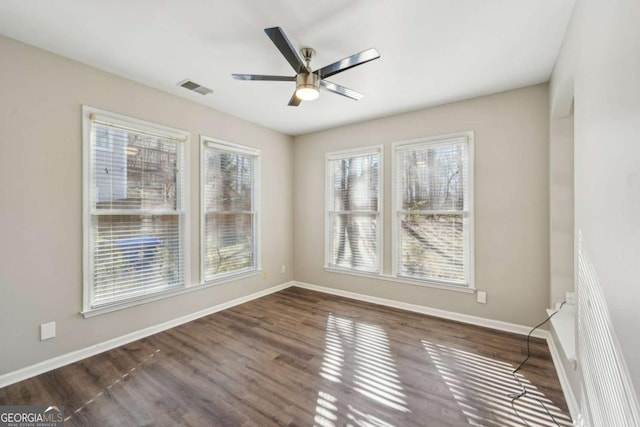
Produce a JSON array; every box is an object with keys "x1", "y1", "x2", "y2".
[
  {"x1": 391, "y1": 131, "x2": 475, "y2": 290},
  {"x1": 200, "y1": 135, "x2": 261, "y2": 284},
  {"x1": 81, "y1": 106, "x2": 191, "y2": 314},
  {"x1": 324, "y1": 144, "x2": 384, "y2": 274},
  {"x1": 323, "y1": 266, "x2": 475, "y2": 294}
]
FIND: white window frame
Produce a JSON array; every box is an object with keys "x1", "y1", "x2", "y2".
[
  {"x1": 82, "y1": 106, "x2": 191, "y2": 315},
  {"x1": 391, "y1": 131, "x2": 475, "y2": 289},
  {"x1": 325, "y1": 145, "x2": 383, "y2": 275},
  {"x1": 200, "y1": 136, "x2": 261, "y2": 284}
]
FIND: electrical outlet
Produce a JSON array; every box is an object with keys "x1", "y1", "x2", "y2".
[
  {"x1": 476, "y1": 291, "x2": 487, "y2": 304},
  {"x1": 281, "y1": 265, "x2": 286, "y2": 274},
  {"x1": 40, "y1": 322, "x2": 56, "y2": 341},
  {"x1": 263, "y1": 270, "x2": 269, "y2": 279},
  {"x1": 565, "y1": 291, "x2": 575, "y2": 305}
]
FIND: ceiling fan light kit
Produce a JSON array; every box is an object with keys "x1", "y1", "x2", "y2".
[
  {"x1": 295, "y1": 73, "x2": 320, "y2": 100},
  {"x1": 232, "y1": 27, "x2": 380, "y2": 106}
]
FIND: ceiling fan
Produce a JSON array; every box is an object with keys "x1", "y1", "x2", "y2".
[{"x1": 232, "y1": 27, "x2": 380, "y2": 106}]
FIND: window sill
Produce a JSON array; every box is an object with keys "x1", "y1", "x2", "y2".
[
  {"x1": 324, "y1": 267, "x2": 475, "y2": 294},
  {"x1": 82, "y1": 270, "x2": 261, "y2": 318},
  {"x1": 200, "y1": 269, "x2": 261, "y2": 288},
  {"x1": 547, "y1": 304, "x2": 576, "y2": 368}
]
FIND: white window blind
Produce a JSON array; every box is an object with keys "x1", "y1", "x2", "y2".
[
  {"x1": 326, "y1": 147, "x2": 382, "y2": 273},
  {"x1": 84, "y1": 108, "x2": 188, "y2": 310},
  {"x1": 394, "y1": 134, "x2": 473, "y2": 286},
  {"x1": 202, "y1": 138, "x2": 259, "y2": 281}
]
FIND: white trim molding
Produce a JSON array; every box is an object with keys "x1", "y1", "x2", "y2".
[
  {"x1": 3, "y1": 276, "x2": 578, "y2": 427},
  {"x1": 200, "y1": 135, "x2": 261, "y2": 284},
  {"x1": 391, "y1": 131, "x2": 475, "y2": 289},
  {"x1": 291, "y1": 281, "x2": 584, "y2": 424},
  {"x1": 546, "y1": 331, "x2": 581, "y2": 422},
  {"x1": 82, "y1": 105, "x2": 191, "y2": 313},
  {"x1": 324, "y1": 144, "x2": 384, "y2": 275},
  {"x1": 323, "y1": 267, "x2": 475, "y2": 294},
  {"x1": 292, "y1": 281, "x2": 545, "y2": 338},
  {"x1": 0, "y1": 282, "x2": 293, "y2": 389}
]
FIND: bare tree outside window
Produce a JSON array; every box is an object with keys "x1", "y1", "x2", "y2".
[
  {"x1": 203, "y1": 141, "x2": 258, "y2": 281},
  {"x1": 327, "y1": 148, "x2": 381, "y2": 273},
  {"x1": 396, "y1": 136, "x2": 471, "y2": 285}
]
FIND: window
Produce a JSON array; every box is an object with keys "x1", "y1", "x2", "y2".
[
  {"x1": 83, "y1": 107, "x2": 189, "y2": 311},
  {"x1": 201, "y1": 137, "x2": 259, "y2": 281},
  {"x1": 326, "y1": 146, "x2": 382, "y2": 273},
  {"x1": 393, "y1": 132, "x2": 474, "y2": 287}
]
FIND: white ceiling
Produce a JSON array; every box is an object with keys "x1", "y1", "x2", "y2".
[{"x1": 0, "y1": 0, "x2": 574, "y2": 136}]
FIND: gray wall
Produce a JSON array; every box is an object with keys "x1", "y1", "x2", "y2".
[
  {"x1": 550, "y1": 0, "x2": 640, "y2": 403},
  {"x1": 293, "y1": 84, "x2": 550, "y2": 327},
  {"x1": 549, "y1": 113, "x2": 574, "y2": 307},
  {"x1": 0, "y1": 36, "x2": 294, "y2": 374},
  {"x1": 0, "y1": 34, "x2": 556, "y2": 379}
]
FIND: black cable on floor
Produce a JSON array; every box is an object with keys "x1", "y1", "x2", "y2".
[{"x1": 509, "y1": 301, "x2": 566, "y2": 427}]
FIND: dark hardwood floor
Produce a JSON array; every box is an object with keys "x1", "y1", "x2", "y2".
[{"x1": 0, "y1": 287, "x2": 571, "y2": 426}]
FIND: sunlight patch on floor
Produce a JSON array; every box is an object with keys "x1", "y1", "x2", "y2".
[
  {"x1": 422, "y1": 340, "x2": 572, "y2": 426},
  {"x1": 314, "y1": 314, "x2": 410, "y2": 427}
]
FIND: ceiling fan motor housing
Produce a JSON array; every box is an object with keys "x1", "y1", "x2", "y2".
[
  {"x1": 296, "y1": 72, "x2": 319, "y2": 90},
  {"x1": 296, "y1": 72, "x2": 320, "y2": 100}
]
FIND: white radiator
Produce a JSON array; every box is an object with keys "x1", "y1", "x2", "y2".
[{"x1": 577, "y1": 231, "x2": 640, "y2": 426}]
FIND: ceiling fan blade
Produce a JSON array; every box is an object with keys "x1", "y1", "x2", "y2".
[
  {"x1": 264, "y1": 27, "x2": 306, "y2": 73},
  {"x1": 232, "y1": 74, "x2": 295, "y2": 81},
  {"x1": 320, "y1": 80, "x2": 364, "y2": 100},
  {"x1": 288, "y1": 91, "x2": 302, "y2": 107},
  {"x1": 314, "y1": 48, "x2": 380, "y2": 79}
]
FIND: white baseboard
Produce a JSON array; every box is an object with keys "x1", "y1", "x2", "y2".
[
  {"x1": 291, "y1": 281, "x2": 586, "y2": 422},
  {"x1": 1, "y1": 278, "x2": 568, "y2": 408},
  {"x1": 546, "y1": 333, "x2": 580, "y2": 424},
  {"x1": 291, "y1": 281, "x2": 548, "y2": 338},
  {"x1": 292, "y1": 281, "x2": 549, "y2": 339},
  {"x1": 0, "y1": 282, "x2": 294, "y2": 389}
]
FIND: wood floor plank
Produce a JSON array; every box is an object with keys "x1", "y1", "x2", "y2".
[{"x1": 0, "y1": 287, "x2": 572, "y2": 426}]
